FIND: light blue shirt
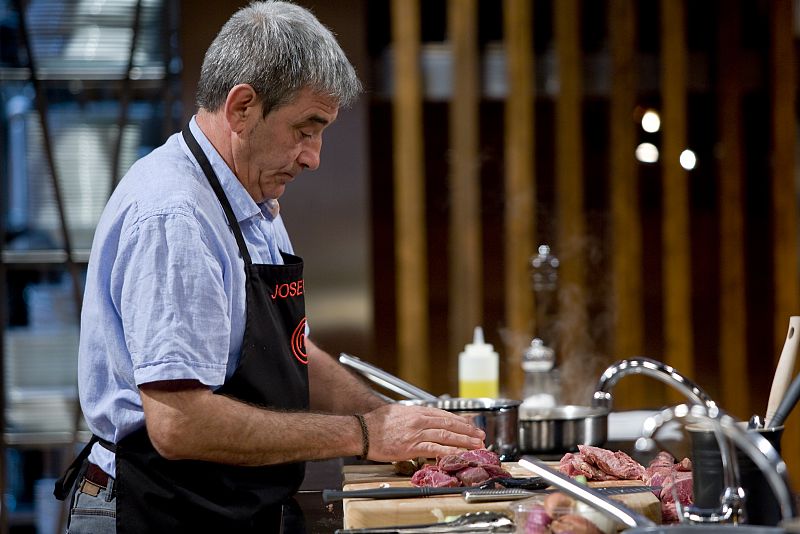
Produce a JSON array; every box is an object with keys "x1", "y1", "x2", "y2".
[{"x1": 79, "y1": 117, "x2": 294, "y2": 476}]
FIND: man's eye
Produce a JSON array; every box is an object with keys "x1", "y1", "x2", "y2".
[{"x1": 300, "y1": 131, "x2": 313, "y2": 139}]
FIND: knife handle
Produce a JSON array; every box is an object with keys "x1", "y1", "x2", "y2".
[{"x1": 322, "y1": 486, "x2": 462, "y2": 503}]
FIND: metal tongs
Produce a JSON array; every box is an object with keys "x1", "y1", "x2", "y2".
[
  {"x1": 334, "y1": 511, "x2": 514, "y2": 533},
  {"x1": 339, "y1": 353, "x2": 439, "y2": 401}
]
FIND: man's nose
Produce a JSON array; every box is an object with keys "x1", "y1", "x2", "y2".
[{"x1": 297, "y1": 145, "x2": 321, "y2": 171}]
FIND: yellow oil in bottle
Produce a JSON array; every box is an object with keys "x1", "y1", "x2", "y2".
[{"x1": 459, "y1": 379, "x2": 499, "y2": 399}]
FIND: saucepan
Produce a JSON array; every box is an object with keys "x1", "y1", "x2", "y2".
[
  {"x1": 339, "y1": 353, "x2": 521, "y2": 460},
  {"x1": 517, "y1": 404, "x2": 608, "y2": 454}
]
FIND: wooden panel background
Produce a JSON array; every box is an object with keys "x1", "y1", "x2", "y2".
[
  {"x1": 369, "y1": 0, "x2": 800, "y2": 485},
  {"x1": 502, "y1": 0, "x2": 536, "y2": 397},
  {"x1": 447, "y1": 0, "x2": 483, "y2": 364},
  {"x1": 390, "y1": 0, "x2": 430, "y2": 389}
]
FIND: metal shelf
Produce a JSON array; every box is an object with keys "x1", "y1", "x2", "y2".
[
  {"x1": 0, "y1": 65, "x2": 166, "y2": 82},
  {"x1": 1, "y1": 249, "x2": 91, "y2": 267}
]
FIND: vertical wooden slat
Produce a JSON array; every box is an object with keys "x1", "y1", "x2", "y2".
[
  {"x1": 769, "y1": 0, "x2": 799, "y2": 486},
  {"x1": 660, "y1": 0, "x2": 693, "y2": 397},
  {"x1": 503, "y1": 0, "x2": 535, "y2": 398},
  {"x1": 554, "y1": 0, "x2": 590, "y2": 400},
  {"x1": 391, "y1": 0, "x2": 429, "y2": 388},
  {"x1": 447, "y1": 0, "x2": 483, "y2": 369},
  {"x1": 609, "y1": 0, "x2": 646, "y2": 408},
  {"x1": 716, "y1": 0, "x2": 749, "y2": 420}
]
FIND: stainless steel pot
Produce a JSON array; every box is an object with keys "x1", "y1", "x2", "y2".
[
  {"x1": 518, "y1": 405, "x2": 608, "y2": 454},
  {"x1": 339, "y1": 353, "x2": 521, "y2": 460}
]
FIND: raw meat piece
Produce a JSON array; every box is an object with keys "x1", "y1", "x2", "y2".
[
  {"x1": 410, "y1": 464, "x2": 460, "y2": 487},
  {"x1": 456, "y1": 466, "x2": 492, "y2": 486},
  {"x1": 648, "y1": 451, "x2": 676, "y2": 469},
  {"x1": 575, "y1": 458, "x2": 619, "y2": 481},
  {"x1": 644, "y1": 452, "x2": 675, "y2": 483},
  {"x1": 558, "y1": 453, "x2": 583, "y2": 477},
  {"x1": 660, "y1": 471, "x2": 693, "y2": 504},
  {"x1": 578, "y1": 445, "x2": 645, "y2": 480},
  {"x1": 482, "y1": 463, "x2": 512, "y2": 478},
  {"x1": 660, "y1": 472, "x2": 694, "y2": 523},
  {"x1": 438, "y1": 454, "x2": 470, "y2": 473},
  {"x1": 645, "y1": 459, "x2": 693, "y2": 522},
  {"x1": 411, "y1": 448, "x2": 507, "y2": 487},
  {"x1": 557, "y1": 452, "x2": 619, "y2": 481},
  {"x1": 460, "y1": 448, "x2": 502, "y2": 466}
]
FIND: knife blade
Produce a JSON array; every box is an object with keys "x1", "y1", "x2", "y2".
[
  {"x1": 322, "y1": 484, "x2": 660, "y2": 503},
  {"x1": 462, "y1": 485, "x2": 661, "y2": 503}
]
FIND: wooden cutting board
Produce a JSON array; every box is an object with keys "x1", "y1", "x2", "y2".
[{"x1": 340, "y1": 463, "x2": 662, "y2": 529}]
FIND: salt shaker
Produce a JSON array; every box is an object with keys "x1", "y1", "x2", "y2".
[{"x1": 521, "y1": 338, "x2": 560, "y2": 408}]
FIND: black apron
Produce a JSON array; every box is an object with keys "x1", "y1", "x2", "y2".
[{"x1": 56, "y1": 123, "x2": 310, "y2": 533}]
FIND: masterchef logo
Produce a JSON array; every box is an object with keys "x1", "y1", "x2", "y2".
[
  {"x1": 269, "y1": 280, "x2": 304, "y2": 300},
  {"x1": 291, "y1": 317, "x2": 308, "y2": 364}
]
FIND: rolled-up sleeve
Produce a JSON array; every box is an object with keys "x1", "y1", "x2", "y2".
[{"x1": 112, "y1": 205, "x2": 230, "y2": 388}]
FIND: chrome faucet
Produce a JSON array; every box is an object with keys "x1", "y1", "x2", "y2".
[
  {"x1": 591, "y1": 357, "x2": 736, "y2": 522},
  {"x1": 592, "y1": 357, "x2": 717, "y2": 411},
  {"x1": 635, "y1": 404, "x2": 796, "y2": 524}
]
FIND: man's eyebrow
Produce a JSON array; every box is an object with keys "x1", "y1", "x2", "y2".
[{"x1": 305, "y1": 115, "x2": 330, "y2": 126}]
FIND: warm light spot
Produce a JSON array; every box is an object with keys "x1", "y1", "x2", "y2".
[
  {"x1": 635, "y1": 143, "x2": 659, "y2": 163},
  {"x1": 641, "y1": 109, "x2": 661, "y2": 133},
  {"x1": 680, "y1": 149, "x2": 697, "y2": 170}
]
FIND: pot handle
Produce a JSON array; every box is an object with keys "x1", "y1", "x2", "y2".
[{"x1": 339, "y1": 353, "x2": 439, "y2": 402}]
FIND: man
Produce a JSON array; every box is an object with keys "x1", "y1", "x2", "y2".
[{"x1": 55, "y1": 2, "x2": 485, "y2": 532}]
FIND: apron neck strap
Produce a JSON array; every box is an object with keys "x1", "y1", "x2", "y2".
[{"x1": 181, "y1": 123, "x2": 253, "y2": 265}]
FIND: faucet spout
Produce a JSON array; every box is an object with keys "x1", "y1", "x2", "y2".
[{"x1": 592, "y1": 357, "x2": 717, "y2": 411}]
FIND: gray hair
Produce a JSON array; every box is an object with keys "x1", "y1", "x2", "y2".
[{"x1": 196, "y1": 1, "x2": 362, "y2": 115}]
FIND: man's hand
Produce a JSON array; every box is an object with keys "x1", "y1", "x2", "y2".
[{"x1": 361, "y1": 404, "x2": 486, "y2": 461}]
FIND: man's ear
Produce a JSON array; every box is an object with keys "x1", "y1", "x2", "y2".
[{"x1": 223, "y1": 84, "x2": 260, "y2": 134}]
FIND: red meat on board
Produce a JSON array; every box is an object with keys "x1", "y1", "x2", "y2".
[
  {"x1": 410, "y1": 464, "x2": 460, "y2": 487},
  {"x1": 459, "y1": 448, "x2": 502, "y2": 466},
  {"x1": 577, "y1": 445, "x2": 646, "y2": 480},
  {"x1": 410, "y1": 449, "x2": 508, "y2": 487},
  {"x1": 557, "y1": 444, "x2": 695, "y2": 523},
  {"x1": 438, "y1": 454, "x2": 470, "y2": 473},
  {"x1": 456, "y1": 466, "x2": 493, "y2": 486}
]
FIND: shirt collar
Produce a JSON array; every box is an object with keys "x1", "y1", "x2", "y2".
[{"x1": 184, "y1": 116, "x2": 264, "y2": 223}]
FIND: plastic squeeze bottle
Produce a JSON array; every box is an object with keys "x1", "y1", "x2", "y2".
[{"x1": 458, "y1": 326, "x2": 499, "y2": 398}]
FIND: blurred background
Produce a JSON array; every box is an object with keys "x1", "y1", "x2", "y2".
[{"x1": 1, "y1": 0, "x2": 800, "y2": 531}]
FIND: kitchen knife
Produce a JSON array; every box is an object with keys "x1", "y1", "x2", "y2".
[
  {"x1": 766, "y1": 316, "x2": 800, "y2": 427},
  {"x1": 323, "y1": 484, "x2": 660, "y2": 503}
]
